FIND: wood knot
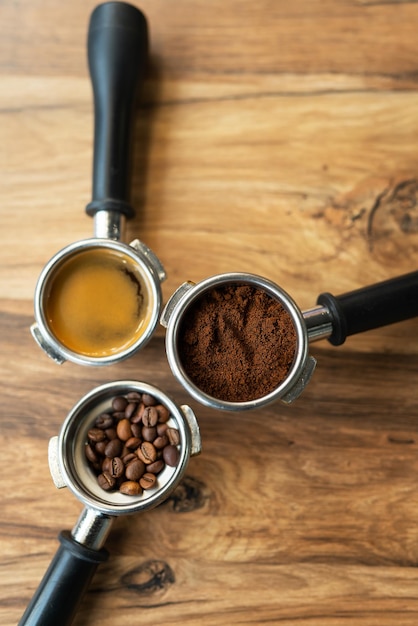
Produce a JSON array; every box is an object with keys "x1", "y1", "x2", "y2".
[
  {"x1": 367, "y1": 178, "x2": 418, "y2": 260},
  {"x1": 121, "y1": 560, "x2": 175, "y2": 597},
  {"x1": 164, "y1": 474, "x2": 210, "y2": 513}
]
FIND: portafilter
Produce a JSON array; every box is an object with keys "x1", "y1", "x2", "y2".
[
  {"x1": 31, "y1": 2, "x2": 166, "y2": 367},
  {"x1": 161, "y1": 270, "x2": 418, "y2": 411},
  {"x1": 18, "y1": 380, "x2": 201, "y2": 626}
]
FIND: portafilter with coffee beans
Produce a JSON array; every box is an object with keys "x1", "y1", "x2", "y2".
[{"x1": 18, "y1": 380, "x2": 201, "y2": 626}]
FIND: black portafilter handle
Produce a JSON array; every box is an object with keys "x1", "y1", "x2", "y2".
[
  {"x1": 85, "y1": 2, "x2": 148, "y2": 220},
  {"x1": 18, "y1": 531, "x2": 108, "y2": 626},
  {"x1": 317, "y1": 270, "x2": 418, "y2": 346}
]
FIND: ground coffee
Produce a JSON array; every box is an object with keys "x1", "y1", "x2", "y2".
[{"x1": 178, "y1": 283, "x2": 297, "y2": 402}]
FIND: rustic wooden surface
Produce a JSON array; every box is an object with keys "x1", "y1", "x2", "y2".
[{"x1": 2, "y1": 1, "x2": 418, "y2": 624}]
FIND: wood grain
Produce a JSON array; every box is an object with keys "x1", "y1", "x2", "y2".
[{"x1": 1, "y1": 1, "x2": 418, "y2": 625}]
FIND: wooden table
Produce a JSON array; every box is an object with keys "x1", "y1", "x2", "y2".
[{"x1": 2, "y1": 1, "x2": 418, "y2": 624}]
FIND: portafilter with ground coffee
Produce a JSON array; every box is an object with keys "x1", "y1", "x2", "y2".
[{"x1": 161, "y1": 270, "x2": 418, "y2": 411}]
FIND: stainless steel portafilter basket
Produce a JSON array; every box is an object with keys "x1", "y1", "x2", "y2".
[
  {"x1": 162, "y1": 273, "x2": 316, "y2": 410},
  {"x1": 18, "y1": 380, "x2": 201, "y2": 626},
  {"x1": 31, "y1": 2, "x2": 166, "y2": 367},
  {"x1": 161, "y1": 270, "x2": 418, "y2": 411}
]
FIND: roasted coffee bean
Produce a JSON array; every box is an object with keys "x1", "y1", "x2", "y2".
[
  {"x1": 98, "y1": 472, "x2": 116, "y2": 491},
  {"x1": 95, "y1": 413, "x2": 114, "y2": 429},
  {"x1": 104, "y1": 438, "x2": 123, "y2": 458},
  {"x1": 121, "y1": 444, "x2": 130, "y2": 457},
  {"x1": 157, "y1": 423, "x2": 168, "y2": 436},
  {"x1": 116, "y1": 418, "x2": 132, "y2": 442},
  {"x1": 163, "y1": 444, "x2": 179, "y2": 467},
  {"x1": 95, "y1": 440, "x2": 108, "y2": 455},
  {"x1": 154, "y1": 435, "x2": 169, "y2": 449},
  {"x1": 131, "y1": 423, "x2": 142, "y2": 438},
  {"x1": 142, "y1": 393, "x2": 157, "y2": 407},
  {"x1": 139, "y1": 472, "x2": 157, "y2": 490},
  {"x1": 121, "y1": 453, "x2": 136, "y2": 465},
  {"x1": 88, "y1": 428, "x2": 106, "y2": 443},
  {"x1": 167, "y1": 427, "x2": 180, "y2": 446},
  {"x1": 137, "y1": 441, "x2": 157, "y2": 464},
  {"x1": 112, "y1": 411, "x2": 126, "y2": 421},
  {"x1": 146, "y1": 459, "x2": 165, "y2": 474},
  {"x1": 142, "y1": 406, "x2": 158, "y2": 427},
  {"x1": 125, "y1": 458, "x2": 146, "y2": 481},
  {"x1": 102, "y1": 457, "x2": 112, "y2": 473},
  {"x1": 155, "y1": 404, "x2": 170, "y2": 423},
  {"x1": 120, "y1": 481, "x2": 142, "y2": 496},
  {"x1": 85, "y1": 443, "x2": 99, "y2": 463},
  {"x1": 131, "y1": 403, "x2": 145, "y2": 424},
  {"x1": 126, "y1": 391, "x2": 142, "y2": 402},
  {"x1": 125, "y1": 436, "x2": 141, "y2": 450},
  {"x1": 124, "y1": 402, "x2": 137, "y2": 420},
  {"x1": 142, "y1": 426, "x2": 157, "y2": 442},
  {"x1": 112, "y1": 396, "x2": 128, "y2": 412},
  {"x1": 110, "y1": 457, "x2": 124, "y2": 479},
  {"x1": 105, "y1": 428, "x2": 117, "y2": 440}
]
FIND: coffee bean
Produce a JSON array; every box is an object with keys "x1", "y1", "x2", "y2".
[
  {"x1": 157, "y1": 423, "x2": 168, "y2": 436},
  {"x1": 110, "y1": 457, "x2": 124, "y2": 479},
  {"x1": 104, "y1": 438, "x2": 123, "y2": 458},
  {"x1": 85, "y1": 444, "x2": 99, "y2": 463},
  {"x1": 116, "y1": 418, "x2": 132, "y2": 441},
  {"x1": 142, "y1": 406, "x2": 158, "y2": 428},
  {"x1": 122, "y1": 452, "x2": 137, "y2": 465},
  {"x1": 88, "y1": 428, "x2": 106, "y2": 443},
  {"x1": 126, "y1": 391, "x2": 142, "y2": 402},
  {"x1": 112, "y1": 411, "x2": 126, "y2": 421},
  {"x1": 125, "y1": 436, "x2": 141, "y2": 450},
  {"x1": 142, "y1": 426, "x2": 157, "y2": 442},
  {"x1": 137, "y1": 441, "x2": 157, "y2": 464},
  {"x1": 95, "y1": 413, "x2": 114, "y2": 429},
  {"x1": 124, "y1": 402, "x2": 137, "y2": 420},
  {"x1": 131, "y1": 403, "x2": 145, "y2": 424},
  {"x1": 98, "y1": 472, "x2": 116, "y2": 491},
  {"x1": 154, "y1": 435, "x2": 169, "y2": 449},
  {"x1": 167, "y1": 428, "x2": 180, "y2": 446},
  {"x1": 102, "y1": 457, "x2": 112, "y2": 473},
  {"x1": 131, "y1": 423, "x2": 142, "y2": 438},
  {"x1": 155, "y1": 404, "x2": 170, "y2": 423},
  {"x1": 139, "y1": 472, "x2": 157, "y2": 490},
  {"x1": 105, "y1": 428, "x2": 117, "y2": 440},
  {"x1": 112, "y1": 396, "x2": 128, "y2": 412},
  {"x1": 142, "y1": 393, "x2": 157, "y2": 407},
  {"x1": 163, "y1": 445, "x2": 180, "y2": 467},
  {"x1": 95, "y1": 440, "x2": 108, "y2": 455},
  {"x1": 146, "y1": 459, "x2": 165, "y2": 474},
  {"x1": 125, "y1": 458, "x2": 146, "y2": 481},
  {"x1": 120, "y1": 481, "x2": 142, "y2": 496}
]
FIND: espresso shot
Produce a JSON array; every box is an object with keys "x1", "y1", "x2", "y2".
[
  {"x1": 44, "y1": 247, "x2": 150, "y2": 358},
  {"x1": 32, "y1": 239, "x2": 164, "y2": 366}
]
